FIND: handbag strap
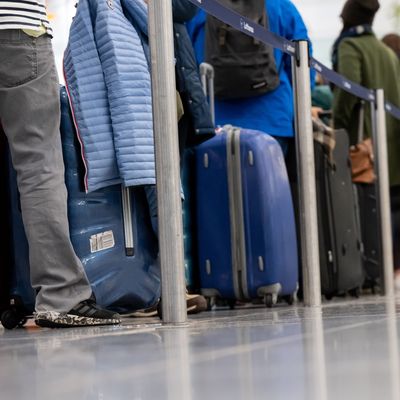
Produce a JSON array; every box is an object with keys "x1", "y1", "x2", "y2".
[{"x1": 357, "y1": 101, "x2": 365, "y2": 143}]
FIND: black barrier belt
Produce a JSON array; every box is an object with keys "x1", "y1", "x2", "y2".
[
  {"x1": 187, "y1": 0, "x2": 295, "y2": 55},
  {"x1": 188, "y1": 0, "x2": 400, "y2": 120},
  {"x1": 310, "y1": 58, "x2": 375, "y2": 103},
  {"x1": 385, "y1": 101, "x2": 400, "y2": 120}
]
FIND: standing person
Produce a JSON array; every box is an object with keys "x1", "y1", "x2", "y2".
[
  {"x1": 186, "y1": 0, "x2": 314, "y2": 156},
  {"x1": 382, "y1": 33, "x2": 400, "y2": 59},
  {"x1": 0, "y1": 1, "x2": 121, "y2": 327},
  {"x1": 172, "y1": 0, "x2": 215, "y2": 158},
  {"x1": 332, "y1": 0, "x2": 400, "y2": 289}
]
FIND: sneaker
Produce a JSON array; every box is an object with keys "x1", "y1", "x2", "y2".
[
  {"x1": 34, "y1": 298, "x2": 121, "y2": 328},
  {"x1": 186, "y1": 293, "x2": 208, "y2": 314},
  {"x1": 126, "y1": 302, "x2": 159, "y2": 318},
  {"x1": 156, "y1": 292, "x2": 208, "y2": 318}
]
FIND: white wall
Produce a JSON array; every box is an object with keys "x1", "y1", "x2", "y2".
[
  {"x1": 292, "y1": 0, "x2": 399, "y2": 65},
  {"x1": 46, "y1": 0, "x2": 76, "y2": 82}
]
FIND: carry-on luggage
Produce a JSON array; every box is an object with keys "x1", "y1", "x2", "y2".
[
  {"x1": 349, "y1": 103, "x2": 382, "y2": 289},
  {"x1": 1, "y1": 87, "x2": 161, "y2": 328},
  {"x1": 0, "y1": 130, "x2": 12, "y2": 315},
  {"x1": 313, "y1": 121, "x2": 364, "y2": 298},
  {"x1": 1, "y1": 150, "x2": 36, "y2": 328},
  {"x1": 182, "y1": 148, "x2": 200, "y2": 290},
  {"x1": 356, "y1": 183, "x2": 382, "y2": 288},
  {"x1": 195, "y1": 126, "x2": 299, "y2": 307}
]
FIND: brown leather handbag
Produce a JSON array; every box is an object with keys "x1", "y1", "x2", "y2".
[
  {"x1": 349, "y1": 102, "x2": 376, "y2": 184},
  {"x1": 350, "y1": 138, "x2": 375, "y2": 183}
]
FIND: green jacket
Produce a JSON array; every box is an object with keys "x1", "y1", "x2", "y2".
[{"x1": 333, "y1": 34, "x2": 400, "y2": 186}]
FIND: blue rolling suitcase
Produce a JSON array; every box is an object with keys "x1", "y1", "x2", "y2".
[
  {"x1": 195, "y1": 126, "x2": 298, "y2": 307},
  {"x1": 1, "y1": 87, "x2": 160, "y2": 328}
]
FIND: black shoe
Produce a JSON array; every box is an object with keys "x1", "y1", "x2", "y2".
[{"x1": 34, "y1": 298, "x2": 121, "y2": 328}]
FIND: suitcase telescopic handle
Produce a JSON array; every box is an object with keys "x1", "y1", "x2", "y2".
[{"x1": 121, "y1": 186, "x2": 135, "y2": 257}]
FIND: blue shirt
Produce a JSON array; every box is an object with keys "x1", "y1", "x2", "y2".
[{"x1": 186, "y1": 0, "x2": 314, "y2": 137}]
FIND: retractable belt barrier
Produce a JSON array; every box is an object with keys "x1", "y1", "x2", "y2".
[{"x1": 188, "y1": 0, "x2": 400, "y2": 120}]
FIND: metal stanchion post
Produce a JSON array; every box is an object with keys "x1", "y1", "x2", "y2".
[
  {"x1": 292, "y1": 41, "x2": 322, "y2": 307},
  {"x1": 148, "y1": 0, "x2": 187, "y2": 324},
  {"x1": 374, "y1": 89, "x2": 394, "y2": 297}
]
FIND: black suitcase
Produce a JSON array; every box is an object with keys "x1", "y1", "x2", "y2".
[
  {"x1": 0, "y1": 131, "x2": 10, "y2": 314},
  {"x1": 356, "y1": 183, "x2": 382, "y2": 288},
  {"x1": 314, "y1": 123, "x2": 364, "y2": 298}
]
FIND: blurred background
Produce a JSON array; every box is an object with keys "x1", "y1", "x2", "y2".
[
  {"x1": 292, "y1": 0, "x2": 400, "y2": 65},
  {"x1": 46, "y1": 0, "x2": 400, "y2": 80}
]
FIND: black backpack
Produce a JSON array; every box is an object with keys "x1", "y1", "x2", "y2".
[{"x1": 205, "y1": 0, "x2": 280, "y2": 100}]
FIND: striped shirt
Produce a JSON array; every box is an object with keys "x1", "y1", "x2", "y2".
[{"x1": 0, "y1": 0, "x2": 52, "y2": 34}]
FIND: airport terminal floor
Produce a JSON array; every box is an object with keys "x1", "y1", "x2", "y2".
[{"x1": 1, "y1": 296, "x2": 400, "y2": 400}]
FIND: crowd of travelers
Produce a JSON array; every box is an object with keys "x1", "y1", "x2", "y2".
[{"x1": 1, "y1": 0, "x2": 400, "y2": 329}]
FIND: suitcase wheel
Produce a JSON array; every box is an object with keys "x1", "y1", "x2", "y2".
[
  {"x1": 227, "y1": 299, "x2": 236, "y2": 310},
  {"x1": 1, "y1": 309, "x2": 27, "y2": 330},
  {"x1": 281, "y1": 294, "x2": 295, "y2": 306},
  {"x1": 349, "y1": 287, "x2": 361, "y2": 298},
  {"x1": 264, "y1": 293, "x2": 278, "y2": 308},
  {"x1": 206, "y1": 296, "x2": 217, "y2": 311}
]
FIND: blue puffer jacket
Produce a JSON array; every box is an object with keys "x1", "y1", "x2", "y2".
[
  {"x1": 64, "y1": 0, "x2": 155, "y2": 193},
  {"x1": 186, "y1": 0, "x2": 314, "y2": 138}
]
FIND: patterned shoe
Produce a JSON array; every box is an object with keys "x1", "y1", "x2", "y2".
[{"x1": 34, "y1": 299, "x2": 121, "y2": 328}]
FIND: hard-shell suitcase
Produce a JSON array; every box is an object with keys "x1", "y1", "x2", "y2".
[
  {"x1": 2, "y1": 151, "x2": 35, "y2": 327},
  {"x1": 356, "y1": 183, "x2": 382, "y2": 288},
  {"x1": 195, "y1": 126, "x2": 299, "y2": 307},
  {"x1": 0, "y1": 131, "x2": 11, "y2": 315},
  {"x1": 350, "y1": 101, "x2": 382, "y2": 289},
  {"x1": 314, "y1": 125, "x2": 364, "y2": 298},
  {"x1": 1, "y1": 87, "x2": 161, "y2": 328},
  {"x1": 182, "y1": 148, "x2": 200, "y2": 290}
]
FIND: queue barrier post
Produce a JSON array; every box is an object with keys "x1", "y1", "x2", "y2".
[
  {"x1": 292, "y1": 40, "x2": 322, "y2": 307},
  {"x1": 374, "y1": 89, "x2": 395, "y2": 297},
  {"x1": 148, "y1": 0, "x2": 187, "y2": 325}
]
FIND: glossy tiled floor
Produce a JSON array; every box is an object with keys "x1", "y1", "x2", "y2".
[{"x1": 1, "y1": 297, "x2": 400, "y2": 400}]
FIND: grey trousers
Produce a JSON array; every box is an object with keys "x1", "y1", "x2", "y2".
[{"x1": 0, "y1": 30, "x2": 92, "y2": 312}]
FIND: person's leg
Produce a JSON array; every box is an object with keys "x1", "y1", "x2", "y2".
[
  {"x1": 272, "y1": 136, "x2": 290, "y2": 157},
  {"x1": 390, "y1": 186, "x2": 400, "y2": 289},
  {"x1": 0, "y1": 31, "x2": 119, "y2": 325}
]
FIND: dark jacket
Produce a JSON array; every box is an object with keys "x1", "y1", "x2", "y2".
[
  {"x1": 333, "y1": 33, "x2": 400, "y2": 186},
  {"x1": 172, "y1": 0, "x2": 214, "y2": 147}
]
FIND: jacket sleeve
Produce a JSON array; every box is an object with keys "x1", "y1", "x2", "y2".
[
  {"x1": 333, "y1": 39, "x2": 362, "y2": 138},
  {"x1": 172, "y1": 0, "x2": 198, "y2": 23}
]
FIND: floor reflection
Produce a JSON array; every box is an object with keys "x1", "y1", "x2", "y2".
[{"x1": 1, "y1": 298, "x2": 400, "y2": 400}]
